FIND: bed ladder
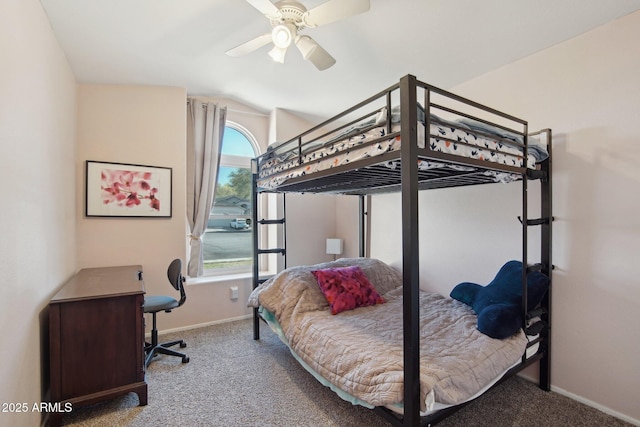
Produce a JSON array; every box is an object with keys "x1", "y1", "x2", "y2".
[{"x1": 251, "y1": 182, "x2": 287, "y2": 340}]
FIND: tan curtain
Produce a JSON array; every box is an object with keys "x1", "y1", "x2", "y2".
[{"x1": 186, "y1": 100, "x2": 226, "y2": 277}]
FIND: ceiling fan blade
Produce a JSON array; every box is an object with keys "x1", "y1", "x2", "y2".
[
  {"x1": 304, "y1": 0, "x2": 370, "y2": 27},
  {"x1": 295, "y1": 36, "x2": 336, "y2": 71},
  {"x1": 225, "y1": 33, "x2": 273, "y2": 57},
  {"x1": 246, "y1": 0, "x2": 281, "y2": 18}
]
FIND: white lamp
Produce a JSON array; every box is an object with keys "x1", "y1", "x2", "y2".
[
  {"x1": 272, "y1": 23, "x2": 295, "y2": 49},
  {"x1": 295, "y1": 35, "x2": 317, "y2": 60},
  {"x1": 269, "y1": 23, "x2": 296, "y2": 64},
  {"x1": 326, "y1": 238, "x2": 343, "y2": 260},
  {"x1": 295, "y1": 35, "x2": 336, "y2": 71},
  {"x1": 268, "y1": 45, "x2": 287, "y2": 63}
]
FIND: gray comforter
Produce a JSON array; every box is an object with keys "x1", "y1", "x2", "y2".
[{"x1": 248, "y1": 258, "x2": 527, "y2": 412}]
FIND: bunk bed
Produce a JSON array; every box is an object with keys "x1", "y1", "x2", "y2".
[{"x1": 249, "y1": 75, "x2": 553, "y2": 427}]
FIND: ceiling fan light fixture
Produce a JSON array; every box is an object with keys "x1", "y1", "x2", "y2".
[
  {"x1": 229, "y1": 0, "x2": 370, "y2": 70},
  {"x1": 307, "y1": 48, "x2": 336, "y2": 71},
  {"x1": 271, "y1": 23, "x2": 295, "y2": 49},
  {"x1": 268, "y1": 45, "x2": 287, "y2": 63},
  {"x1": 295, "y1": 35, "x2": 317, "y2": 60}
]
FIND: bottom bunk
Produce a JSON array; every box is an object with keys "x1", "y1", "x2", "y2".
[{"x1": 248, "y1": 257, "x2": 550, "y2": 425}]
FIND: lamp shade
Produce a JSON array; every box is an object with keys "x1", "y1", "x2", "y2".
[
  {"x1": 271, "y1": 23, "x2": 296, "y2": 49},
  {"x1": 326, "y1": 238, "x2": 343, "y2": 255},
  {"x1": 268, "y1": 45, "x2": 287, "y2": 63},
  {"x1": 295, "y1": 35, "x2": 317, "y2": 60},
  {"x1": 295, "y1": 35, "x2": 336, "y2": 71}
]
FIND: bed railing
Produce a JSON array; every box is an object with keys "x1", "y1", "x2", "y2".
[{"x1": 255, "y1": 75, "x2": 538, "y2": 195}]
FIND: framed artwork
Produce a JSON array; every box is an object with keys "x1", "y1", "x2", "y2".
[{"x1": 85, "y1": 160, "x2": 172, "y2": 218}]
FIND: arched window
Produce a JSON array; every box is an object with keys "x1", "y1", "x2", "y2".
[{"x1": 203, "y1": 124, "x2": 258, "y2": 273}]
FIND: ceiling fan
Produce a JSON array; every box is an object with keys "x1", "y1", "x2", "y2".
[{"x1": 225, "y1": 0, "x2": 370, "y2": 71}]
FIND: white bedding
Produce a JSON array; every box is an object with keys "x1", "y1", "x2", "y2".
[{"x1": 257, "y1": 111, "x2": 548, "y2": 190}]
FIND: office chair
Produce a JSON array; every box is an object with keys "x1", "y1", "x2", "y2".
[{"x1": 144, "y1": 258, "x2": 189, "y2": 368}]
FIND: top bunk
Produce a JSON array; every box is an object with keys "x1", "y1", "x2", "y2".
[{"x1": 253, "y1": 75, "x2": 550, "y2": 195}]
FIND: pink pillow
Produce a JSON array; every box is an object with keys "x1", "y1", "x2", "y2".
[{"x1": 311, "y1": 266, "x2": 385, "y2": 315}]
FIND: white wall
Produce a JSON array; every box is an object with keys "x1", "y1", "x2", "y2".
[
  {"x1": 369, "y1": 182, "x2": 528, "y2": 282},
  {"x1": 368, "y1": 10, "x2": 640, "y2": 423},
  {"x1": 0, "y1": 1, "x2": 77, "y2": 426},
  {"x1": 335, "y1": 195, "x2": 362, "y2": 259}
]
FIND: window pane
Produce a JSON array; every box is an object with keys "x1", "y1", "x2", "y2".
[
  {"x1": 202, "y1": 224, "x2": 252, "y2": 270},
  {"x1": 212, "y1": 166, "x2": 252, "y2": 221},
  {"x1": 222, "y1": 127, "x2": 255, "y2": 157},
  {"x1": 203, "y1": 125, "x2": 257, "y2": 272},
  {"x1": 204, "y1": 166, "x2": 253, "y2": 270}
]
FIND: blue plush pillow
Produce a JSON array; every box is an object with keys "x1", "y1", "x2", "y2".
[{"x1": 450, "y1": 260, "x2": 549, "y2": 339}]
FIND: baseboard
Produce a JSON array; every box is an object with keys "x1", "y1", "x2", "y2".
[
  {"x1": 147, "y1": 314, "x2": 252, "y2": 338},
  {"x1": 550, "y1": 385, "x2": 639, "y2": 426},
  {"x1": 517, "y1": 373, "x2": 639, "y2": 426}
]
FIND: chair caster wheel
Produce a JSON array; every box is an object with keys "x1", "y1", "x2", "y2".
[
  {"x1": 182, "y1": 356, "x2": 189, "y2": 363},
  {"x1": 180, "y1": 342, "x2": 187, "y2": 348}
]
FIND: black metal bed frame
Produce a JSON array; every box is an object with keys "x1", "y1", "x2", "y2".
[{"x1": 251, "y1": 74, "x2": 552, "y2": 427}]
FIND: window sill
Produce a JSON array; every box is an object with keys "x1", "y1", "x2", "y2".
[{"x1": 186, "y1": 271, "x2": 271, "y2": 286}]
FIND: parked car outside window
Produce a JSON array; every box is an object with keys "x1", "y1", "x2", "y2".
[{"x1": 230, "y1": 218, "x2": 249, "y2": 229}]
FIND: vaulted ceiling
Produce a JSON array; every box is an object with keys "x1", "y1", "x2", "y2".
[{"x1": 40, "y1": 0, "x2": 640, "y2": 121}]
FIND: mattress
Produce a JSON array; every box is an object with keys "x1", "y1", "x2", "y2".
[
  {"x1": 257, "y1": 109, "x2": 549, "y2": 190},
  {"x1": 248, "y1": 258, "x2": 533, "y2": 413},
  {"x1": 260, "y1": 306, "x2": 540, "y2": 416}
]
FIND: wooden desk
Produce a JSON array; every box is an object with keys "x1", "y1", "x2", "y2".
[{"x1": 49, "y1": 265, "x2": 148, "y2": 426}]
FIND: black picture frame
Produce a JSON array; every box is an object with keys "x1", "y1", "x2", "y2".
[{"x1": 85, "y1": 160, "x2": 172, "y2": 218}]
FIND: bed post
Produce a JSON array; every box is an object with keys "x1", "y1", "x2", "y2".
[
  {"x1": 359, "y1": 195, "x2": 365, "y2": 257},
  {"x1": 521, "y1": 128, "x2": 529, "y2": 347},
  {"x1": 251, "y1": 159, "x2": 260, "y2": 340},
  {"x1": 539, "y1": 129, "x2": 553, "y2": 390},
  {"x1": 399, "y1": 74, "x2": 421, "y2": 427}
]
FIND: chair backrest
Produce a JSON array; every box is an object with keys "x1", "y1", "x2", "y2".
[{"x1": 167, "y1": 258, "x2": 187, "y2": 307}]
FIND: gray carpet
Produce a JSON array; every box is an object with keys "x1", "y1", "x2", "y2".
[{"x1": 61, "y1": 319, "x2": 631, "y2": 427}]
